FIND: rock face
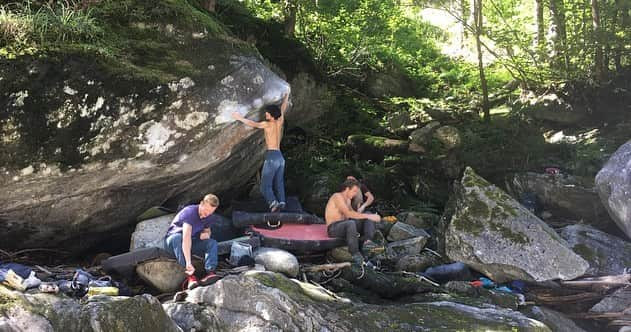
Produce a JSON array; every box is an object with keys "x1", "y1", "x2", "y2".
[
  {"x1": 445, "y1": 167, "x2": 589, "y2": 282},
  {"x1": 506, "y1": 172, "x2": 613, "y2": 229},
  {"x1": 590, "y1": 287, "x2": 631, "y2": 313},
  {"x1": 0, "y1": 9, "x2": 293, "y2": 253},
  {"x1": 0, "y1": 286, "x2": 179, "y2": 332},
  {"x1": 559, "y1": 224, "x2": 631, "y2": 276},
  {"x1": 164, "y1": 271, "x2": 550, "y2": 331},
  {"x1": 387, "y1": 221, "x2": 430, "y2": 241},
  {"x1": 595, "y1": 139, "x2": 631, "y2": 238}
]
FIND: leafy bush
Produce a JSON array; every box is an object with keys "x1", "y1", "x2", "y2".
[{"x1": 0, "y1": 1, "x2": 101, "y2": 58}]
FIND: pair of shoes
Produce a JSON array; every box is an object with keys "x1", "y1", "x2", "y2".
[
  {"x1": 269, "y1": 200, "x2": 280, "y2": 212},
  {"x1": 182, "y1": 275, "x2": 199, "y2": 290},
  {"x1": 200, "y1": 271, "x2": 220, "y2": 286},
  {"x1": 278, "y1": 202, "x2": 286, "y2": 210}
]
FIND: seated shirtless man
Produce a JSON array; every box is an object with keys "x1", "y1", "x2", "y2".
[{"x1": 325, "y1": 178, "x2": 381, "y2": 265}]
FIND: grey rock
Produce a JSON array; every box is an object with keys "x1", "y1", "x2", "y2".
[
  {"x1": 328, "y1": 246, "x2": 353, "y2": 263},
  {"x1": 559, "y1": 224, "x2": 631, "y2": 276},
  {"x1": 0, "y1": 286, "x2": 179, "y2": 332},
  {"x1": 136, "y1": 257, "x2": 186, "y2": 293},
  {"x1": 506, "y1": 172, "x2": 614, "y2": 229},
  {"x1": 387, "y1": 221, "x2": 430, "y2": 241},
  {"x1": 377, "y1": 236, "x2": 429, "y2": 264},
  {"x1": 397, "y1": 211, "x2": 441, "y2": 230},
  {"x1": 409, "y1": 121, "x2": 441, "y2": 146},
  {"x1": 596, "y1": 139, "x2": 631, "y2": 238},
  {"x1": 395, "y1": 251, "x2": 442, "y2": 272},
  {"x1": 253, "y1": 247, "x2": 299, "y2": 278},
  {"x1": 525, "y1": 306, "x2": 587, "y2": 332},
  {"x1": 590, "y1": 287, "x2": 631, "y2": 313},
  {"x1": 520, "y1": 93, "x2": 586, "y2": 124},
  {"x1": 434, "y1": 125, "x2": 462, "y2": 150},
  {"x1": 130, "y1": 214, "x2": 174, "y2": 250},
  {"x1": 165, "y1": 271, "x2": 550, "y2": 331},
  {"x1": 445, "y1": 167, "x2": 589, "y2": 282}
]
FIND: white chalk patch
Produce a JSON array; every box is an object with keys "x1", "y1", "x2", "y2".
[
  {"x1": 216, "y1": 100, "x2": 246, "y2": 125},
  {"x1": 175, "y1": 111, "x2": 209, "y2": 130},
  {"x1": 221, "y1": 75, "x2": 234, "y2": 86},
  {"x1": 139, "y1": 121, "x2": 176, "y2": 154},
  {"x1": 10, "y1": 90, "x2": 29, "y2": 107},
  {"x1": 252, "y1": 75, "x2": 264, "y2": 85},
  {"x1": 63, "y1": 86, "x2": 78, "y2": 95},
  {"x1": 20, "y1": 165, "x2": 34, "y2": 176}
]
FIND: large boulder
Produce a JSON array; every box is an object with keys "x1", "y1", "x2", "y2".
[
  {"x1": 559, "y1": 224, "x2": 631, "y2": 276},
  {"x1": 164, "y1": 271, "x2": 550, "y2": 331},
  {"x1": 506, "y1": 172, "x2": 614, "y2": 230},
  {"x1": 445, "y1": 167, "x2": 589, "y2": 282},
  {"x1": 595, "y1": 139, "x2": 631, "y2": 238},
  {"x1": 518, "y1": 92, "x2": 586, "y2": 124},
  {"x1": 0, "y1": 2, "x2": 293, "y2": 253},
  {"x1": 0, "y1": 286, "x2": 179, "y2": 332}
]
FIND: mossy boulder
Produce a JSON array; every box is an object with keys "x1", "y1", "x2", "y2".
[
  {"x1": 346, "y1": 134, "x2": 411, "y2": 162},
  {"x1": 559, "y1": 224, "x2": 631, "y2": 276},
  {"x1": 595, "y1": 139, "x2": 631, "y2": 239},
  {"x1": 165, "y1": 271, "x2": 550, "y2": 331},
  {"x1": 445, "y1": 167, "x2": 588, "y2": 282},
  {"x1": 0, "y1": 0, "x2": 295, "y2": 253},
  {"x1": 0, "y1": 285, "x2": 178, "y2": 332},
  {"x1": 517, "y1": 92, "x2": 586, "y2": 124}
]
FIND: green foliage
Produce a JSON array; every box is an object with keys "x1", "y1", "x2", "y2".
[{"x1": 0, "y1": 1, "x2": 101, "y2": 58}]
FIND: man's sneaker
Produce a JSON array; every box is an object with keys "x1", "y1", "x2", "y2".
[
  {"x1": 200, "y1": 271, "x2": 220, "y2": 286},
  {"x1": 182, "y1": 275, "x2": 199, "y2": 290},
  {"x1": 278, "y1": 201, "x2": 286, "y2": 211},
  {"x1": 269, "y1": 200, "x2": 280, "y2": 213}
]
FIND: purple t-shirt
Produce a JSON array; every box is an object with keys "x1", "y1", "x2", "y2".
[{"x1": 166, "y1": 205, "x2": 217, "y2": 237}]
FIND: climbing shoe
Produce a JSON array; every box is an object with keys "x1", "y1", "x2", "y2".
[
  {"x1": 182, "y1": 275, "x2": 199, "y2": 290},
  {"x1": 199, "y1": 271, "x2": 220, "y2": 286}
]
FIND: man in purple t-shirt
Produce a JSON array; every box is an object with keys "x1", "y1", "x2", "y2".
[{"x1": 165, "y1": 193, "x2": 220, "y2": 290}]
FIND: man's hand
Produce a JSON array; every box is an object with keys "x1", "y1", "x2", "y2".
[
  {"x1": 367, "y1": 213, "x2": 381, "y2": 222},
  {"x1": 185, "y1": 263, "x2": 195, "y2": 276},
  {"x1": 357, "y1": 204, "x2": 367, "y2": 213},
  {"x1": 232, "y1": 111, "x2": 244, "y2": 120},
  {"x1": 200, "y1": 230, "x2": 211, "y2": 240}
]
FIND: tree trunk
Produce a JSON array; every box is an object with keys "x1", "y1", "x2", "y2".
[
  {"x1": 535, "y1": 0, "x2": 545, "y2": 60},
  {"x1": 202, "y1": 0, "x2": 216, "y2": 13},
  {"x1": 473, "y1": 0, "x2": 490, "y2": 122},
  {"x1": 284, "y1": 1, "x2": 297, "y2": 36},
  {"x1": 549, "y1": 0, "x2": 569, "y2": 74},
  {"x1": 591, "y1": 0, "x2": 604, "y2": 80},
  {"x1": 614, "y1": 0, "x2": 629, "y2": 71},
  {"x1": 460, "y1": 0, "x2": 469, "y2": 49}
]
